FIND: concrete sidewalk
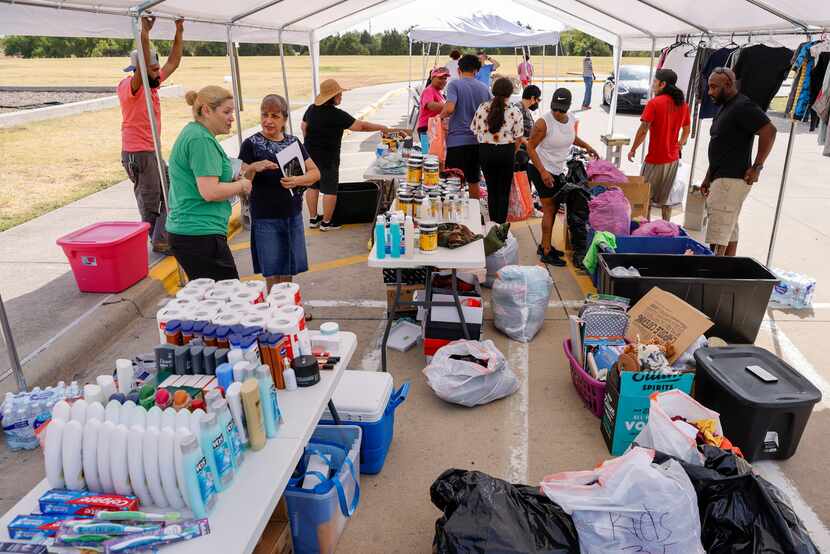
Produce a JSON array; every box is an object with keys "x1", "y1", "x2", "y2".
[{"x1": 0, "y1": 81, "x2": 406, "y2": 393}]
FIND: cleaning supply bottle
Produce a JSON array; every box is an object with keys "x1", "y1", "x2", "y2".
[
  {"x1": 254, "y1": 365, "x2": 280, "y2": 439},
  {"x1": 200, "y1": 411, "x2": 233, "y2": 491},
  {"x1": 404, "y1": 215, "x2": 415, "y2": 259},
  {"x1": 389, "y1": 215, "x2": 401, "y2": 258},
  {"x1": 374, "y1": 215, "x2": 387, "y2": 259},
  {"x1": 179, "y1": 432, "x2": 216, "y2": 518}
]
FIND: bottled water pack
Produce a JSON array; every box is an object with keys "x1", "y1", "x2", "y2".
[
  {"x1": 770, "y1": 268, "x2": 816, "y2": 309},
  {"x1": 1, "y1": 381, "x2": 77, "y2": 451}
]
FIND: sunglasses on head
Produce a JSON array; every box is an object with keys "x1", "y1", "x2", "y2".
[{"x1": 711, "y1": 67, "x2": 734, "y2": 83}]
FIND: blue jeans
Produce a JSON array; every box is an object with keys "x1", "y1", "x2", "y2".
[
  {"x1": 251, "y1": 213, "x2": 308, "y2": 277},
  {"x1": 583, "y1": 77, "x2": 593, "y2": 107}
]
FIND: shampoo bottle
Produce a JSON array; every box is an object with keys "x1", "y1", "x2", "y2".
[
  {"x1": 142, "y1": 426, "x2": 169, "y2": 508},
  {"x1": 45, "y1": 419, "x2": 66, "y2": 489},
  {"x1": 62, "y1": 420, "x2": 85, "y2": 491},
  {"x1": 127, "y1": 425, "x2": 154, "y2": 507},
  {"x1": 110, "y1": 424, "x2": 132, "y2": 496},
  {"x1": 225, "y1": 382, "x2": 249, "y2": 448},
  {"x1": 254, "y1": 365, "x2": 280, "y2": 439},
  {"x1": 240, "y1": 379, "x2": 266, "y2": 451},
  {"x1": 200, "y1": 411, "x2": 234, "y2": 491},
  {"x1": 374, "y1": 215, "x2": 387, "y2": 259},
  {"x1": 97, "y1": 421, "x2": 115, "y2": 493},
  {"x1": 82, "y1": 418, "x2": 102, "y2": 492},
  {"x1": 205, "y1": 390, "x2": 243, "y2": 468},
  {"x1": 159, "y1": 427, "x2": 186, "y2": 509},
  {"x1": 179, "y1": 432, "x2": 217, "y2": 519}
]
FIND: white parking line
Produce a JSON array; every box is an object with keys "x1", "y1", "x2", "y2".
[
  {"x1": 761, "y1": 320, "x2": 830, "y2": 411},
  {"x1": 506, "y1": 341, "x2": 529, "y2": 484}
]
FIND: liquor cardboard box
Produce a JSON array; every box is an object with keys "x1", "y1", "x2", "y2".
[
  {"x1": 592, "y1": 176, "x2": 652, "y2": 220},
  {"x1": 600, "y1": 367, "x2": 695, "y2": 456}
]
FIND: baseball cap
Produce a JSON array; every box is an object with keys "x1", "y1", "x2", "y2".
[
  {"x1": 431, "y1": 67, "x2": 450, "y2": 78},
  {"x1": 655, "y1": 68, "x2": 678, "y2": 86},
  {"x1": 550, "y1": 87, "x2": 572, "y2": 112},
  {"x1": 124, "y1": 48, "x2": 160, "y2": 72}
]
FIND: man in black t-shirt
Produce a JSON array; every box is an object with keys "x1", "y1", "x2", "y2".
[
  {"x1": 702, "y1": 67, "x2": 776, "y2": 256},
  {"x1": 302, "y1": 79, "x2": 408, "y2": 231}
]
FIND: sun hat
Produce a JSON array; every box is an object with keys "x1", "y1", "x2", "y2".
[
  {"x1": 314, "y1": 79, "x2": 349, "y2": 106},
  {"x1": 124, "y1": 48, "x2": 159, "y2": 72}
]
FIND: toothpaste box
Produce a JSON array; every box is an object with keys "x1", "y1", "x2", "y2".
[
  {"x1": 7, "y1": 514, "x2": 71, "y2": 540},
  {"x1": 0, "y1": 541, "x2": 48, "y2": 553},
  {"x1": 38, "y1": 489, "x2": 138, "y2": 516}
]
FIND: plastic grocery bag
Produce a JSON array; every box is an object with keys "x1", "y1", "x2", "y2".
[
  {"x1": 423, "y1": 340, "x2": 519, "y2": 407},
  {"x1": 588, "y1": 189, "x2": 631, "y2": 236},
  {"x1": 541, "y1": 447, "x2": 705, "y2": 554},
  {"x1": 484, "y1": 233, "x2": 519, "y2": 288},
  {"x1": 431, "y1": 469, "x2": 579, "y2": 554},
  {"x1": 634, "y1": 389, "x2": 722, "y2": 465},
  {"x1": 507, "y1": 171, "x2": 534, "y2": 222},
  {"x1": 654, "y1": 446, "x2": 820, "y2": 554},
  {"x1": 492, "y1": 266, "x2": 553, "y2": 342},
  {"x1": 428, "y1": 116, "x2": 446, "y2": 164}
]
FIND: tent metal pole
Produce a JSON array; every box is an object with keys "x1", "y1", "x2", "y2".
[
  {"x1": 0, "y1": 294, "x2": 27, "y2": 392},
  {"x1": 434, "y1": 43, "x2": 441, "y2": 67},
  {"x1": 767, "y1": 119, "x2": 796, "y2": 266},
  {"x1": 541, "y1": 44, "x2": 545, "y2": 95},
  {"x1": 608, "y1": 36, "x2": 623, "y2": 136},
  {"x1": 740, "y1": 0, "x2": 809, "y2": 31},
  {"x1": 310, "y1": 32, "x2": 320, "y2": 97},
  {"x1": 278, "y1": 30, "x2": 293, "y2": 136},
  {"x1": 226, "y1": 26, "x2": 244, "y2": 150},
  {"x1": 407, "y1": 36, "x2": 413, "y2": 116},
  {"x1": 230, "y1": 0, "x2": 286, "y2": 23},
  {"x1": 630, "y1": 0, "x2": 710, "y2": 34},
  {"x1": 641, "y1": 36, "x2": 656, "y2": 165},
  {"x1": 420, "y1": 42, "x2": 426, "y2": 85},
  {"x1": 555, "y1": 42, "x2": 559, "y2": 87}
]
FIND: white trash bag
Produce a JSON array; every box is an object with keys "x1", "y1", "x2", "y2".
[
  {"x1": 492, "y1": 265, "x2": 553, "y2": 342},
  {"x1": 484, "y1": 232, "x2": 519, "y2": 288},
  {"x1": 541, "y1": 447, "x2": 705, "y2": 554},
  {"x1": 422, "y1": 340, "x2": 519, "y2": 407},
  {"x1": 633, "y1": 389, "x2": 723, "y2": 466}
]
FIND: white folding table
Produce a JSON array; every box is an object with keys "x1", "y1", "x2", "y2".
[
  {"x1": 368, "y1": 201, "x2": 486, "y2": 372},
  {"x1": 0, "y1": 331, "x2": 357, "y2": 554}
]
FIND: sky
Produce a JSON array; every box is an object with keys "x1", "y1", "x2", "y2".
[{"x1": 345, "y1": 0, "x2": 566, "y2": 33}]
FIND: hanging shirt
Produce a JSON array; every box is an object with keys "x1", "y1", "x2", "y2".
[
  {"x1": 699, "y1": 47, "x2": 736, "y2": 119},
  {"x1": 708, "y1": 93, "x2": 770, "y2": 180},
  {"x1": 118, "y1": 71, "x2": 167, "y2": 153},
  {"x1": 641, "y1": 94, "x2": 690, "y2": 165},
  {"x1": 660, "y1": 46, "x2": 697, "y2": 98},
  {"x1": 733, "y1": 44, "x2": 793, "y2": 112}
]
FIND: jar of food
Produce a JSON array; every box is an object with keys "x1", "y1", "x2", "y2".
[
  {"x1": 423, "y1": 159, "x2": 440, "y2": 186},
  {"x1": 442, "y1": 194, "x2": 453, "y2": 220},
  {"x1": 429, "y1": 192, "x2": 442, "y2": 220},
  {"x1": 397, "y1": 193, "x2": 412, "y2": 217},
  {"x1": 406, "y1": 155, "x2": 423, "y2": 184},
  {"x1": 419, "y1": 221, "x2": 439, "y2": 253}
]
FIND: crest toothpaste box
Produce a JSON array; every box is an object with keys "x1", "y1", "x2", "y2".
[{"x1": 38, "y1": 489, "x2": 138, "y2": 516}]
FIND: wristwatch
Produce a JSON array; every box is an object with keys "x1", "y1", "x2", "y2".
[{"x1": 752, "y1": 163, "x2": 764, "y2": 170}]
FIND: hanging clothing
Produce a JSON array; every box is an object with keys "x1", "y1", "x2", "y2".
[
  {"x1": 810, "y1": 53, "x2": 830, "y2": 130},
  {"x1": 733, "y1": 44, "x2": 793, "y2": 112},
  {"x1": 787, "y1": 42, "x2": 819, "y2": 120},
  {"x1": 700, "y1": 47, "x2": 737, "y2": 119},
  {"x1": 660, "y1": 45, "x2": 698, "y2": 98},
  {"x1": 814, "y1": 57, "x2": 830, "y2": 155}
]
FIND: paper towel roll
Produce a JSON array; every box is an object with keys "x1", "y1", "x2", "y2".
[
  {"x1": 278, "y1": 306, "x2": 311, "y2": 356},
  {"x1": 222, "y1": 302, "x2": 250, "y2": 315},
  {"x1": 269, "y1": 282, "x2": 301, "y2": 305},
  {"x1": 186, "y1": 278, "x2": 215, "y2": 290},
  {"x1": 233, "y1": 290, "x2": 260, "y2": 305},
  {"x1": 240, "y1": 280, "x2": 267, "y2": 303},
  {"x1": 176, "y1": 287, "x2": 204, "y2": 301},
  {"x1": 215, "y1": 279, "x2": 241, "y2": 290},
  {"x1": 268, "y1": 293, "x2": 294, "y2": 310},
  {"x1": 205, "y1": 288, "x2": 235, "y2": 302}
]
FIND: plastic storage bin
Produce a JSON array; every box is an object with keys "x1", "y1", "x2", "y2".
[
  {"x1": 56, "y1": 221, "x2": 150, "y2": 293},
  {"x1": 597, "y1": 254, "x2": 778, "y2": 343},
  {"x1": 284, "y1": 425, "x2": 362, "y2": 554},
  {"x1": 693, "y1": 346, "x2": 822, "y2": 462},
  {"x1": 320, "y1": 371, "x2": 409, "y2": 474},
  {"x1": 563, "y1": 339, "x2": 606, "y2": 418},
  {"x1": 331, "y1": 182, "x2": 379, "y2": 225}
]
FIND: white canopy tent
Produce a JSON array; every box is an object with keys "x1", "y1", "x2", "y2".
[
  {"x1": 407, "y1": 13, "x2": 566, "y2": 117},
  {"x1": 0, "y1": 0, "x2": 830, "y2": 390}
]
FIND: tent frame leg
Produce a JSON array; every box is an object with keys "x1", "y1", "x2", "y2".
[
  {"x1": 278, "y1": 31, "x2": 293, "y2": 136},
  {"x1": 608, "y1": 37, "x2": 623, "y2": 136},
  {"x1": 767, "y1": 120, "x2": 796, "y2": 266},
  {"x1": 0, "y1": 294, "x2": 26, "y2": 392}
]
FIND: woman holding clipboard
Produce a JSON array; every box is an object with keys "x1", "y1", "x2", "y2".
[{"x1": 240, "y1": 94, "x2": 320, "y2": 289}]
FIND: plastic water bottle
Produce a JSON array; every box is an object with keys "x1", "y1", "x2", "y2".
[
  {"x1": 770, "y1": 269, "x2": 817, "y2": 309},
  {"x1": 2, "y1": 396, "x2": 20, "y2": 450},
  {"x1": 389, "y1": 216, "x2": 401, "y2": 258},
  {"x1": 374, "y1": 216, "x2": 387, "y2": 260}
]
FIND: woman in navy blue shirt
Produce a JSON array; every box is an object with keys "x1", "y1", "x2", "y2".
[{"x1": 240, "y1": 95, "x2": 320, "y2": 289}]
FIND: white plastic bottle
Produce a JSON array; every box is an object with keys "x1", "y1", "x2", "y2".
[
  {"x1": 404, "y1": 215, "x2": 415, "y2": 259},
  {"x1": 179, "y1": 432, "x2": 217, "y2": 518}
]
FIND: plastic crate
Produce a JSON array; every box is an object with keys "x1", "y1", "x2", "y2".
[
  {"x1": 330, "y1": 182, "x2": 379, "y2": 225},
  {"x1": 563, "y1": 339, "x2": 606, "y2": 418},
  {"x1": 320, "y1": 371, "x2": 409, "y2": 474},
  {"x1": 694, "y1": 346, "x2": 822, "y2": 462},
  {"x1": 56, "y1": 221, "x2": 150, "y2": 293},
  {"x1": 284, "y1": 425, "x2": 361, "y2": 554},
  {"x1": 597, "y1": 254, "x2": 778, "y2": 343}
]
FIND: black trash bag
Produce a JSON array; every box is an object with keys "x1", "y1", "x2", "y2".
[
  {"x1": 654, "y1": 447, "x2": 819, "y2": 554},
  {"x1": 430, "y1": 469, "x2": 579, "y2": 554}
]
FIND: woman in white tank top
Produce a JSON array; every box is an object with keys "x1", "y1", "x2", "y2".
[{"x1": 526, "y1": 88, "x2": 598, "y2": 266}]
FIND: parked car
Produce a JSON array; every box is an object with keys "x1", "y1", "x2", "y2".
[{"x1": 602, "y1": 65, "x2": 651, "y2": 112}]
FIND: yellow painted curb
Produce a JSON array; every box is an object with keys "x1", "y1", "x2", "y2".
[
  {"x1": 344, "y1": 87, "x2": 406, "y2": 137},
  {"x1": 149, "y1": 202, "x2": 244, "y2": 295}
]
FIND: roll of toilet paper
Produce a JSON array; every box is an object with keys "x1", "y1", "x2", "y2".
[
  {"x1": 278, "y1": 305, "x2": 311, "y2": 357},
  {"x1": 269, "y1": 282, "x2": 301, "y2": 305},
  {"x1": 268, "y1": 318, "x2": 301, "y2": 359},
  {"x1": 191, "y1": 308, "x2": 221, "y2": 323},
  {"x1": 268, "y1": 292, "x2": 294, "y2": 310},
  {"x1": 245, "y1": 303, "x2": 272, "y2": 316},
  {"x1": 232, "y1": 290, "x2": 260, "y2": 305},
  {"x1": 186, "y1": 278, "x2": 215, "y2": 290},
  {"x1": 205, "y1": 288, "x2": 235, "y2": 302},
  {"x1": 221, "y1": 302, "x2": 250, "y2": 315},
  {"x1": 240, "y1": 280, "x2": 267, "y2": 303},
  {"x1": 213, "y1": 312, "x2": 242, "y2": 327},
  {"x1": 176, "y1": 287, "x2": 205, "y2": 301},
  {"x1": 240, "y1": 314, "x2": 269, "y2": 329},
  {"x1": 214, "y1": 279, "x2": 241, "y2": 290},
  {"x1": 157, "y1": 306, "x2": 190, "y2": 343},
  {"x1": 200, "y1": 299, "x2": 225, "y2": 311}
]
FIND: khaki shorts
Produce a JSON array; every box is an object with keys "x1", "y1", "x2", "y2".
[{"x1": 705, "y1": 177, "x2": 751, "y2": 246}]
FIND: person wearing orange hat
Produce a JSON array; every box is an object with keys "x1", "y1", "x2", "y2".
[
  {"x1": 417, "y1": 67, "x2": 449, "y2": 153},
  {"x1": 302, "y1": 79, "x2": 410, "y2": 231}
]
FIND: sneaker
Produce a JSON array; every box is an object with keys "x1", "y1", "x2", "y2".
[
  {"x1": 319, "y1": 221, "x2": 342, "y2": 232},
  {"x1": 537, "y1": 244, "x2": 565, "y2": 258},
  {"x1": 309, "y1": 215, "x2": 322, "y2": 228},
  {"x1": 540, "y1": 251, "x2": 567, "y2": 267}
]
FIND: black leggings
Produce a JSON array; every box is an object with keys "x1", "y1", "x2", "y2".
[
  {"x1": 168, "y1": 233, "x2": 239, "y2": 281},
  {"x1": 479, "y1": 143, "x2": 515, "y2": 224}
]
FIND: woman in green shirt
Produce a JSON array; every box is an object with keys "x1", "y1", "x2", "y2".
[{"x1": 166, "y1": 86, "x2": 252, "y2": 280}]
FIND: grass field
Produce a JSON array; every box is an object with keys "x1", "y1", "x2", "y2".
[{"x1": 0, "y1": 54, "x2": 645, "y2": 230}]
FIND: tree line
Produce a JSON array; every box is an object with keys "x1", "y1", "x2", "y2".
[{"x1": 2, "y1": 29, "x2": 621, "y2": 58}]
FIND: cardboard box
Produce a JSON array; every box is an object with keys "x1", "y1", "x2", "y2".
[
  {"x1": 593, "y1": 176, "x2": 652, "y2": 220},
  {"x1": 386, "y1": 284, "x2": 422, "y2": 318},
  {"x1": 600, "y1": 367, "x2": 696, "y2": 456},
  {"x1": 625, "y1": 287, "x2": 713, "y2": 363},
  {"x1": 254, "y1": 499, "x2": 293, "y2": 554}
]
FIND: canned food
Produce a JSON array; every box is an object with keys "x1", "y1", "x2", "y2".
[{"x1": 419, "y1": 221, "x2": 439, "y2": 253}]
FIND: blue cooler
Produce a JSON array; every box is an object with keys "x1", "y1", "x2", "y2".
[
  {"x1": 285, "y1": 425, "x2": 362, "y2": 554},
  {"x1": 321, "y1": 370, "x2": 409, "y2": 474}
]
